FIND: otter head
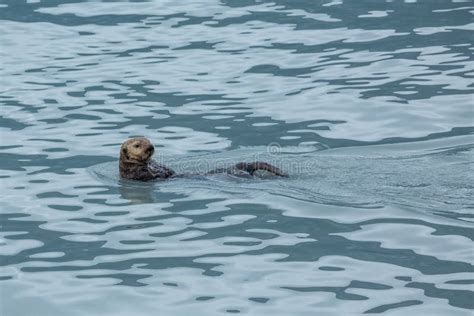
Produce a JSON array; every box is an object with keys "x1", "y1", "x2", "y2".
[{"x1": 120, "y1": 137, "x2": 155, "y2": 164}]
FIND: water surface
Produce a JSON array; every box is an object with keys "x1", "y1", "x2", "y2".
[{"x1": 0, "y1": 0, "x2": 473, "y2": 315}]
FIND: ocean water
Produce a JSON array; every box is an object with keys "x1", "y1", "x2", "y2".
[{"x1": 0, "y1": 0, "x2": 473, "y2": 315}]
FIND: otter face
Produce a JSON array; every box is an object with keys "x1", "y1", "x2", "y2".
[{"x1": 120, "y1": 137, "x2": 155, "y2": 163}]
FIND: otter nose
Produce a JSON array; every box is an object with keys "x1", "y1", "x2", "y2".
[{"x1": 146, "y1": 144, "x2": 154, "y2": 153}]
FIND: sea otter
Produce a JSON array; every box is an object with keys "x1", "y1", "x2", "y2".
[{"x1": 119, "y1": 137, "x2": 288, "y2": 181}]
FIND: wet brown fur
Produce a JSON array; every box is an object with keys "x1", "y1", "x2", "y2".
[{"x1": 119, "y1": 137, "x2": 174, "y2": 181}]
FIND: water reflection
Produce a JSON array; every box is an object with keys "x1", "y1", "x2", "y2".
[{"x1": 118, "y1": 181, "x2": 157, "y2": 205}]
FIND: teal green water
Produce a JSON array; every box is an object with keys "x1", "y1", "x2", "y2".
[{"x1": 1, "y1": 1, "x2": 473, "y2": 315}]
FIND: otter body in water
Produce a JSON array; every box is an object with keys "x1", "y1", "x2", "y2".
[{"x1": 119, "y1": 137, "x2": 287, "y2": 181}]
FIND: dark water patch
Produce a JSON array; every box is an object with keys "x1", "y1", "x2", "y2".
[
  {"x1": 64, "y1": 113, "x2": 102, "y2": 121},
  {"x1": 48, "y1": 204, "x2": 83, "y2": 211},
  {"x1": 69, "y1": 218, "x2": 108, "y2": 224},
  {"x1": 28, "y1": 179, "x2": 49, "y2": 184},
  {"x1": 445, "y1": 279, "x2": 474, "y2": 285},
  {"x1": 406, "y1": 282, "x2": 474, "y2": 309},
  {"x1": 28, "y1": 138, "x2": 66, "y2": 143},
  {"x1": 248, "y1": 297, "x2": 269, "y2": 304},
  {"x1": 162, "y1": 282, "x2": 178, "y2": 287},
  {"x1": 43, "y1": 148, "x2": 69, "y2": 153},
  {"x1": 395, "y1": 276, "x2": 413, "y2": 282},
  {"x1": 365, "y1": 300, "x2": 424, "y2": 314},
  {"x1": 37, "y1": 192, "x2": 78, "y2": 198},
  {"x1": 196, "y1": 296, "x2": 215, "y2": 301},
  {"x1": 0, "y1": 145, "x2": 23, "y2": 150},
  {"x1": 0, "y1": 3, "x2": 153, "y2": 26},
  {"x1": 319, "y1": 266, "x2": 344, "y2": 271},
  {"x1": 0, "y1": 116, "x2": 31, "y2": 130}
]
